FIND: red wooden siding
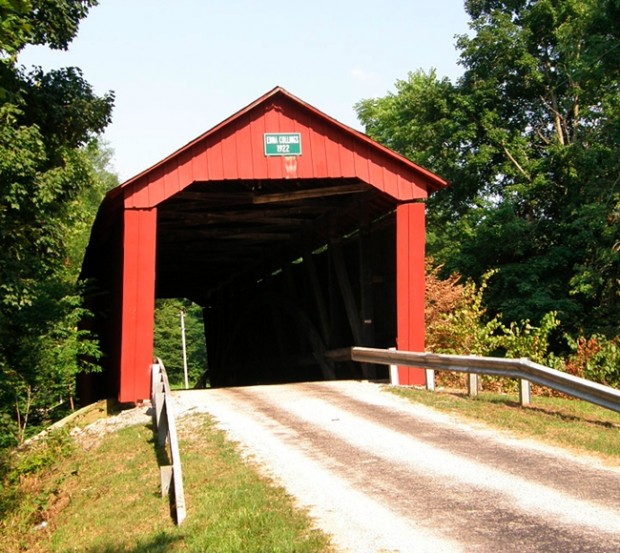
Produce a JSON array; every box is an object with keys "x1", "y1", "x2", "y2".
[
  {"x1": 396, "y1": 202, "x2": 426, "y2": 386},
  {"x1": 122, "y1": 88, "x2": 445, "y2": 209},
  {"x1": 119, "y1": 208, "x2": 157, "y2": 403}
]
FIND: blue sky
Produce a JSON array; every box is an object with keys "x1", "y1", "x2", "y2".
[{"x1": 19, "y1": 0, "x2": 470, "y2": 181}]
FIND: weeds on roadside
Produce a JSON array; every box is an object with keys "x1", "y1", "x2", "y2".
[{"x1": 0, "y1": 429, "x2": 75, "y2": 551}]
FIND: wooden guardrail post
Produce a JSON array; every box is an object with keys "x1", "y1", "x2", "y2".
[
  {"x1": 426, "y1": 369, "x2": 435, "y2": 392},
  {"x1": 388, "y1": 347, "x2": 399, "y2": 385},
  {"x1": 468, "y1": 373, "x2": 479, "y2": 398},
  {"x1": 520, "y1": 378, "x2": 531, "y2": 407}
]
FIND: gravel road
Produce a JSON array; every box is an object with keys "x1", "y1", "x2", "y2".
[{"x1": 170, "y1": 381, "x2": 620, "y2": 553}]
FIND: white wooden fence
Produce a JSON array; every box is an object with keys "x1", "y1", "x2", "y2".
[{"x1": 151, "y1": 359, "x2": 187, "y2": 525}]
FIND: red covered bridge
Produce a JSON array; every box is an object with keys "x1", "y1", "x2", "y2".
[{"x1": 79, "y1": 87, "x2": 447, "y2": 404}]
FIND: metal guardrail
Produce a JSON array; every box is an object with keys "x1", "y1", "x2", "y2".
[
  {"x1": 346, "y1": 347, "x2": 620, "y2": 415},
  {"x1": 151, "y1": 359, "x2": 187, "y2": 525}
]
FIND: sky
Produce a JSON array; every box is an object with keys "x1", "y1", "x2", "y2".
[{"x1": 18, "y1": 0, "x2": 471, "y2": 182}]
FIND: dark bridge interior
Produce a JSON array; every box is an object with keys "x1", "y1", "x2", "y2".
[{"x1": 155, "y1": 178, "x2": 399, "y2": 386}]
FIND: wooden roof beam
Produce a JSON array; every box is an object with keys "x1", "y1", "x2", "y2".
[{"x1": 252, "y1": 183, "x2": 368, "y2": 204}]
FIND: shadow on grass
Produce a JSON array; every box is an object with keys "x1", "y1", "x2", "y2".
[
  {"x1": 522, "y1": 404, "x2": 620, "y2": 429},
  {"x1": 145, "y1": 416, "x2": 179, "y2": 523},
  {"x1": 431, "y1": 389, "x2": 521, "y2": 407},
  {"x1": 145, "y1": 421, "x2": 172, "y2": 466},
  {"x1": 442, "y1": 388, "x2": 620, "y2": 429},
  {"x1": 81, "y1": 531, "x2": 182, "y2": 553}
]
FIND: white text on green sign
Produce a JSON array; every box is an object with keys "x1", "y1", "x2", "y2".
[{"x1": 264, "y1": 133, "x2": 302, "y2": 156}]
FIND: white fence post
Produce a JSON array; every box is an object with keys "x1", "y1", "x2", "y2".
[
  {"x1": 426, "y1": 369, "x2": 435, "y2": 392},
  {"x1": 520, "y1": 378, "x2": 531, "y2": 407},
  {"x1": 468, "y1": 373, "x2": 479, "y2": 398},
  {"x1": 389, "y1": 347, "x2": 399, "y2": 385}
]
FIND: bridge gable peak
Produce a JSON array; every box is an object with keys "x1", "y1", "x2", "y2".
[{"x1": 117, "y1": 86, "x2": 446, "y2": 209}]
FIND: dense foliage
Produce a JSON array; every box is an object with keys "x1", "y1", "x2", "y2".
[
  {"x1": 357, "y1": 0, "x2": 620, "y2": 342},
  {"x1": 153, "y1": 299, "x2": 208, "y2": 388},
  {"x1": 425, "y1": 264, "x2": 620, "y2": 390},
  {"x1": 0, "y1": 0, "x2": 115, "y2": 446}
]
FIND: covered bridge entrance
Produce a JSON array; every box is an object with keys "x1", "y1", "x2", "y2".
[{"x1": 80, "y1": 87, "x2": 447, "y2": 404}]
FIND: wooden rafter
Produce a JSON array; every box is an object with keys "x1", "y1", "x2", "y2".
[{"x1": 252, "y1": 183, "x2": 368, "y2": 204}]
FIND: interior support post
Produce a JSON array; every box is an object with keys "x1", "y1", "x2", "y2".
[
  {"x1": 358, "y1": 199, "x2": 376, "y2": 378},
  {"x1": 196, "y1": 306, "x2": 211, "y2": 388},
  {"x1": 396, "y1": 202, "x2": 426, "y2": 386},
  {"x1": 283, "y1": 264, "x2": 298, "y2": 301},
  {"x1": 331, "y1": 238, "x2": 363, "y2": 346},
  {"x1": 331, "y1": 236, "x2": 373, "y2": 379},
  {"x1": 303, "y1": 245, "x2": 331, "y2": 346},
  {"x1": 119, "y1": 207, "x2": 157, "y2": 403}
]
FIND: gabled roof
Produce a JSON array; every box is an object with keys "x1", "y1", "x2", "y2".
[{"x1": 114, "y1": 86, "x2": 446, "y2": 209}]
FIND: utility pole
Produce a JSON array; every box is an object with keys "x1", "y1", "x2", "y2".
[{"x1": 180, "y1": 309, "x2": 189, "y2": 389}]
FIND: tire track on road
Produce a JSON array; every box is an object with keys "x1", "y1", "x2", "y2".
[
  {"x1": 209, "y1": 383, "x2": 620, "y2": 553},
  {"x1": 298, "y1": 381, "x2": 620, "y2": 510}
]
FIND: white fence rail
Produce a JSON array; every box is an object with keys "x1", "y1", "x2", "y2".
[
  {"x1": 346, "y1": 347, "x2": 620, "y2": 414},
  {"x1": 151, "y1": 359, "x2": 187, "y2": 525}
]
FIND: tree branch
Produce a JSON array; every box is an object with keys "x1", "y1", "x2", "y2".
[
  {"x1": 541, "y1": 58, "x2": 567, "y2": 146},
  {"x1": 502, "y1": 144, "x2": 532, "y2": 182}
]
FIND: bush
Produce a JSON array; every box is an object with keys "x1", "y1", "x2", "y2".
[
  {"x1": 424, "y1": 264, "x2": 613, "y2": 393},
  {"x1": 426, "y1": 265, "x2": 500, "y2": 389},
  {"x1": 426, "y1": 265, "x2": 502, "y2": 357},
  {"x1": 565, "y1": 335, "x2": 620, "y2": 387}
]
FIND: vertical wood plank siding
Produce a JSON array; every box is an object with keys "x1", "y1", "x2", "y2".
[
  {"x1": 123, "y1": 91, "x2": 442, "y2": 209},
  {"x1": 119, "y1": 208, "x2": 157, "y2": 402},
  {"x1": 396, "y1": 203, "x2": 427, "y2": 386}
]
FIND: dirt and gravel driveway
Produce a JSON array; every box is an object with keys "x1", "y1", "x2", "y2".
[{"x1": 169, "y1": 380, "x2": 620, "y2": 553}]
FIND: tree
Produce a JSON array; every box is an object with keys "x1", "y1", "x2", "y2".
[
  {"x1": 0, "y1": 0, "x2": 114, "y2": 445},
  {"x1": 356, "y1": 0, "x2": 620, "y2": 340},
  {"x1": 153, "y1": 299, "x2": 208, "y2": 388}
]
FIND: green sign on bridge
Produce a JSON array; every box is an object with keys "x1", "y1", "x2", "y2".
[{"x1": 264, "y1": 133, "x2": 302, "y2": 156}]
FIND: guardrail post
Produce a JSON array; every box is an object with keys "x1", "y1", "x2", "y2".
[
  {"x1": 520, "y1": 378, "x2": 531, "y2": 407},
  {"x1": 160, "y1": 465, "x2": 172, "y2": 497},
  {"x1": 389, "y1": 347, "x2": 399, "y2": 385},
  {"x1": 425, "y1": 369, "x2": 435, "y2": 392},
  {"x1": 468, "y1": 373, "x2": 479, "y2": 398},
  {"x1": 157, "y1": 400, "x2": 168, "y2": 446}
]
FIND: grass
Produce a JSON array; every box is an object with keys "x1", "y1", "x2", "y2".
[
  {"x1": 0, "y1": 415, "x2": 334, "y2": 553},
  {"x1": 4, "y1": 385, "x2": 620, "y2": 552},
  {"x1": 387, "y1": 385, "x2": 620, "y2": 462}
]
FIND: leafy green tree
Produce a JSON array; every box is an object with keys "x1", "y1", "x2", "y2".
[
  {"x1": 357, "y1": 0, "x2": 620, "y2": 339},
  {"x1": 0, "y1": 0, "x2": 114, "y2": 445},
  {"x1": 153, "y1": 299, "x2": 208, "y2": 388},
  {"x1": 1, "y1": 0, "x2": 97, "y2": 55}
]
